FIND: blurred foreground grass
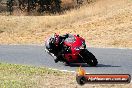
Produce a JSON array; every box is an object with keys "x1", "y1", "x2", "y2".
[
  {"x1": 0, "y1": 63, "x2": 66, "y2": 88},
  {"x1": 0, "y1": 63, "x2": 131, "y2": 88}
]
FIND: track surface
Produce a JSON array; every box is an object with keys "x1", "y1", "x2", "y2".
[{"x1": 0, "y1": 45, "x2": 132, "y2": 75}]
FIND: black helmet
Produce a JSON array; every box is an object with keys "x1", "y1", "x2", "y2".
[{"x1": 65, "y1": 33, "x2": 69, "y2": 38}]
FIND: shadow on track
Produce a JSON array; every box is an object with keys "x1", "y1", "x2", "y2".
[
  {"x1": 97, "y1": 64, "x2": 121, "y2": 67},
  {"x1": 66, "y1": 63, "x2": 120, "y2": 67}
]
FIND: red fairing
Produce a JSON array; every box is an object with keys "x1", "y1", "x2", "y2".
[{"x1": 64, "y1": 35, "x2": 85, "y2": 62}]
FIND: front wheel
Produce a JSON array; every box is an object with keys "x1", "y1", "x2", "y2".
[
  {"x1": 81, "y1": 50, "x2": 98, "y2": 66},
  {"x1": 87, "y1": 52, "x2": 98, "y2": 66}
]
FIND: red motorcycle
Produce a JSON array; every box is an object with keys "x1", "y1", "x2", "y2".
[{"x1": 45, "y1": 34, "x2": 98, "y2": 66}]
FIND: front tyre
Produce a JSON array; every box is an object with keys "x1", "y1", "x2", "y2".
[
  {"x1": 87, "y1": 52, "x2": 98, "y2": 66},
  {"x1": 81, "y1": 50, "x2": 98, "y2": 66}
]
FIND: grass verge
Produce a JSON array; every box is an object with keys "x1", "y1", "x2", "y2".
[
  {"x1": 0, "y1": 63, "x2": 71, "y2": 88},
  {"x1": 0, "y1": 62, "x2": 132, "y2": 88}
]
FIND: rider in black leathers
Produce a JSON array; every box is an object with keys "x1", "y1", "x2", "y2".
[{"x1": 46, "y1": 33, "x2": 69, "y2": 63}]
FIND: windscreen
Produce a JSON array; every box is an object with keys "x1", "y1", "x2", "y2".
[{"x1": 64, "y1": 34, "x2": 76, "y2": 43}]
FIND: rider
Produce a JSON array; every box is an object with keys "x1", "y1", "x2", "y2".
[
  {"x1": 47, "y1": 33, "x2": 69, "y2": 63},
  {"x1": 45, "y1": 33, "x2": 60, "y2": 53}
]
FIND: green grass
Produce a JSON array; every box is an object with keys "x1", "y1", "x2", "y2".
[{"x1": 0, "y1": 63, "x2": 65, "y2": 88}]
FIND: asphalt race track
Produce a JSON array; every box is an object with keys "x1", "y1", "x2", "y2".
[{"x1": 0, "y1": 45, "x2": 132, "y2": 76}]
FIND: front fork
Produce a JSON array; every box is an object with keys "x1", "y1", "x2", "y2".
[{"x1": 78, "y1": 49, "x2": 87, "y2": 63}]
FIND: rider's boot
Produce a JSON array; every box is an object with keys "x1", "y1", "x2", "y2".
[
  {"x1": 54, "y1": 54, "x2": 63, "y2": 63},
  {"x1": 54, "y1": 58, "x2": 59, "y2": 63}
]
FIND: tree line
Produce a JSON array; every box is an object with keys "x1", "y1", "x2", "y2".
[
  {"x1": 6, "y1": 0, "x2": 93, "y2": 15},
  {"x1": 7, "y1": 0, "x2": 62, "y2": 14}
]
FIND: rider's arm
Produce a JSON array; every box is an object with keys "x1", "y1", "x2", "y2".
[{"x1": 60, "y1": 34, "x2": 69, "y2": 40}]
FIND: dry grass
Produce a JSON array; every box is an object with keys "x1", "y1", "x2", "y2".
[{"x1": 0, "y1": 0, "x2": 132, "y2": 48}]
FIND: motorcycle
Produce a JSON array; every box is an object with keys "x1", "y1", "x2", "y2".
[{"x1": 45, "y1": 34, "x2": 98, "y2": 66}]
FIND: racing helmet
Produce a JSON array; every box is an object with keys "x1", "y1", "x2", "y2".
[
  {"x1": 54, "y1": 33, "x2": 60, "y2": 46},
  {"x1": 65, "y1": 33, "x2": 69, "y2": 38}
]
